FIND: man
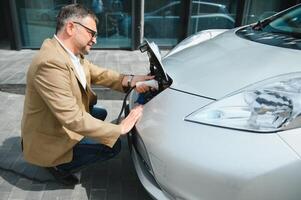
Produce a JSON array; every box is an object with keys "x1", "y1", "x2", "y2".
[{"x1": 21, "y1": 4, "x2": 153, "y2": 185}]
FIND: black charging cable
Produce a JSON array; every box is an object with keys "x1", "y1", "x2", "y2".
[{"x1": 116, "y1": 86, "x2": 136, "y2": 124}]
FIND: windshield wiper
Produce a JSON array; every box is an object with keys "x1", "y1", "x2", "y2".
[{"x1": 252, "y1": 19, "x2": 272, "y2": 31}]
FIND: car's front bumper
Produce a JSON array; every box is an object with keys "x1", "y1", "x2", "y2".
[{"x1": 128, "y1": 128, "x2": 173, "y2": 200}]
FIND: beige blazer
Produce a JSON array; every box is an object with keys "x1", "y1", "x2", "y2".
[{"x1": 21, "y1": 38, "x2": 125, "y2": 167}]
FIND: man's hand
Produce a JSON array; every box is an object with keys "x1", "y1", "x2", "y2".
[
  {"x1": 123, "y1": 75, "x2": 155, "y2": 93},
  {"x1": 120, "y1": 105, "x2": 143, "y2": 134},
  {"x1": 132, "y1": 75, "x2": 156, "y2": 93}
]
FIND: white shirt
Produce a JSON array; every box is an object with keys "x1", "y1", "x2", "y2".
[{"x1": 54, "y1": 35, "x2": 87, "y2": 89}]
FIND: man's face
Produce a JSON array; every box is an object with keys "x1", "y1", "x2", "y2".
[{"x1": 73, "y1": 16, "x2": 97, "y2": 55}]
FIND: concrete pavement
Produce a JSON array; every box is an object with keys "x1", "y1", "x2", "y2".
[{"x1": 0, "y1": 48, "x2": 162, "y2": 200}]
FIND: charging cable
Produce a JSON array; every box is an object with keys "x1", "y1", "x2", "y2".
[{"x1": 117, "y1": 86, "x2": 136, "y2": 124}]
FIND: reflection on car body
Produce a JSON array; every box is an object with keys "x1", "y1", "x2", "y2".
[{"x1": 128, "y1": 3, "x2": 301, "y2": 200}]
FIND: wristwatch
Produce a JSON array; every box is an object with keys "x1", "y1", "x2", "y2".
[{"x1": 127, "y1": 75, "x2": 134, "y2": 88}]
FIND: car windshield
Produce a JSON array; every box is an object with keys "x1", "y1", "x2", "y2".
[
  {"x1": 264, "y1": 4, "x2": 301, "y2": 37},
  {"x1": 236, "y1": 4, "x2": 301, "y2": 50}
]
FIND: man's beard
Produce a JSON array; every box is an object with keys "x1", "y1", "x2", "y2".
[{"x1": 80, "y1": 46, "x2": 90, "y2": 55}]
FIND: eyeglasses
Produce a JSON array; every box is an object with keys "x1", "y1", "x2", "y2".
[{"x1": 73, "y1": 21, "x2": 97, "y2": 38}]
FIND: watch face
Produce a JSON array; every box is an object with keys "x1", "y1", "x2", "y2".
[{"x1": 128, "y1": 75, "x2": 134, "y2": 87}]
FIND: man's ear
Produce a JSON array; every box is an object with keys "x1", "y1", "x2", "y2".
[{"x1": 65, "y1": 21, "x2": 75, "y2": 36}]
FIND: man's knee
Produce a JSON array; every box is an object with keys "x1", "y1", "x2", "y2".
[
  {"x1": 90, "y1": 106, "x2": 107, "y2": 120},
  {"x1": 111, "y1": 138, "x2": 121, "y2": 155},
  {"x1": 101, "y1": 109, "x2": 108, "y2": 119},
  {"x1": 101, "y1": 138, "x2": 122, "y2": 158}
]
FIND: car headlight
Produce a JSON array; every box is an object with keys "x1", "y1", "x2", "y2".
[{"x1": 185, "y1": 73, "x2": 301, "y2": 133}]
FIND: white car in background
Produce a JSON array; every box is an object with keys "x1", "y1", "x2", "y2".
[{"x1": 128, "y1": 3, "x2": 301, "y2": 200}]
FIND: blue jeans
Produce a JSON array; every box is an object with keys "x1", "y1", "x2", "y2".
[{"x1": 56, "y1": 106, "x2": 121, "y2": 173}]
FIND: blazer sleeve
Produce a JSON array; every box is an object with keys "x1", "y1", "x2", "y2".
[
  {"x1": 33, "y1": 60, "x2": 121, "y2": 147},
  {"x1": 85, "y1": 59, "x2": 126, "y2": 92}
]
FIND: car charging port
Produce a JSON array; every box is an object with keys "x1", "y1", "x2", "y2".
[{"x1": 136, "y1": 40, "x2": 173, "y2": 104}]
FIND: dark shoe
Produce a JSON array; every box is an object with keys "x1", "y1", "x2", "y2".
[{"x1": 46, "y1": 167, "x2": 79, "y2": 186}]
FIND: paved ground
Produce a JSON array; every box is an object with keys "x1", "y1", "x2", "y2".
[{"x1": 0, "y1": 48, "x2": 166, "y2": 200}]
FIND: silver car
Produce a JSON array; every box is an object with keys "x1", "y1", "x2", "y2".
[{"x1": 127, "y1": 3, "x2": 301, "y2": 200}]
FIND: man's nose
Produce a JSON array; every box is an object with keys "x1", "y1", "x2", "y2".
[{"x1": 92, "y1": 36, "x2": 97, "y2": 44}]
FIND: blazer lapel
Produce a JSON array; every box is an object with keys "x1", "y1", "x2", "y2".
[
  {"x1": 66, "y1": 63, "x2": 85, "y2": 90},
  {"x1": 51, "y1": 37, "x2": 97, "y2": 107},
  {"x1": 79, "y1": 55, "x2": 97, "y2": 107},
  {"x1": 51, "y1": 38, "x2": 87, "y2": 93}
]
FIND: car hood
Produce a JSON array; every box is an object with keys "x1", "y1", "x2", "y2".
[{"x1": 163, "y1": 29, "x2": 301, "y2": 100}]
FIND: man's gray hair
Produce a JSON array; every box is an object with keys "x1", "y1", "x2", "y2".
[{"x1": 56, "y1": 4, "x2": 98, "y2": 34}]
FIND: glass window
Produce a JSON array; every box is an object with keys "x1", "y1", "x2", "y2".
[
  {"x1": 16, "y1": 0, "x2": 72, "y2": 48},
  {"x1": 78, "y1": 0, "x2": 132, "y2": 48},
  {"x1": 15, "y1": 0, "x2": 132, "y2": 48},
  {"x1": 144, "y1": 0, "x2": 182, "y2": 46},
  {"x1": 156, "y1": 3, "x2": 180, "y2": 16},
  {"x1": 267, "y1": 6, "x2": 301, "y2": 35},
  {"x1": 192, "y1": 3, "x2": 219, "y2": 15},
  {"x1": 242, "y1": 0, "x2": 297, "y2": 25},
  {"x1": 188, "y1": 0, "x2": 237, "y2": 36}
]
